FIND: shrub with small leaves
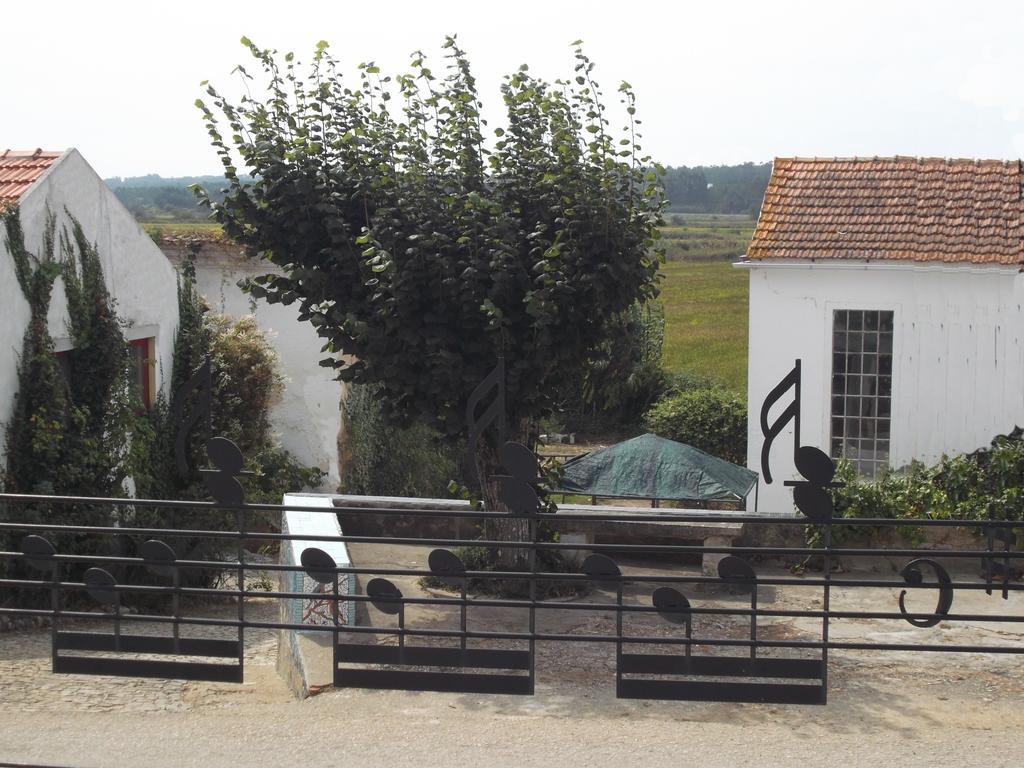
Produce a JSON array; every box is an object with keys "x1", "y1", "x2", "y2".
[
  {"x1": 341, "y1": 382, "x2": 456, "y2": 499},
  {"x1": 805, "y1": 427, "x2": 1024, "y2": 553},
  {"x1": 644, "y1": 387, "x2": 747, "y2": 464}
]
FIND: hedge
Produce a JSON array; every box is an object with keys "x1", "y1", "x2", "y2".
[{"x1": 643, "y1": 388, "x2": 747, "y2": 464}]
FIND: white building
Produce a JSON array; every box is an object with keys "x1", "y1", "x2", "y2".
[
  {"x1": 1, "y1": 148, "x2": 342, "y2": 488},
  {"x1": 742, "y1": 157, "x2": 1024, "y2": 513},
  {"x1": 0, "y1": 148, "x2": 179, "y2": 469},
  {"x1": 161, "y1": 240, "x2": 344, "y2": 488}
]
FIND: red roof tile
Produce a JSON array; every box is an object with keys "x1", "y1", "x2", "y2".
[
  {"x1": 0, "y1": 149, "x2": 63, "y2": 203},
  {"x1": 747, "y1": 157, "x2": 1024, "y2": 266}
]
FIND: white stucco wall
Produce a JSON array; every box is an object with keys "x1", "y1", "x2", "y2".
[
  {"x1": 164, "y1": 245, "x2": 343, "y2": 489},
  {"x1": 0, "y1": 149, "x2": 178, "y2": 468},
  {"x1": 744, "y1": 260, "x2": 1024, "y2": 513}
]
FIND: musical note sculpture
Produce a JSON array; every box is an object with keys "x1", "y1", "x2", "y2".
[
  {"x1": 612, "y1": 552, "x2": 826, "y2": 704},
  {"x1": 463, "y1": 357, "x2": 507, "y2": 491},
  {"x1": 613, "y1": 360, "x2": 836, "y2": 704},
  {"x1": 759, "y1": 360, "x2": 802, "y2": 485},
  {"x1": 315, "y1": 544, "x2": 533, "y2": 694},
  {"x1": 18, "y1": 364, "x2": 249, "y2": 683},
  {"x1": 4, "y1": 354, "x2": 1020, "y2": 704},
  {"x1": 323, "y1": 358, "x2": 538, "y2": 694},
  {"x1": 898, "y1": 559, "x2": 953, "y2": 628},
  {"x1": 171, "y1": 359, "x2": 212, "y2": 480},
  {"x1": 21, "y1": 534, "x2": 244, "y2": 682},
  {"x1": 985, "y1": 505, "x2": 1016, "y2": 600}
]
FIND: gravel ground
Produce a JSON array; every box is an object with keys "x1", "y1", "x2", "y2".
[
  {"x1": 1, "y1": 550, "x2": 1022, "y2": 768},
  {"x1": 1, "y1": 670, "x2": 1022, "y2": 768}
]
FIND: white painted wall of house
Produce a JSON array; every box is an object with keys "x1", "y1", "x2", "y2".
[
  {"x1": 0, "y1": 149, "x2": 178, "y2": 469},
  {"x1": 163, "y1": 246, "x2": 343, "y2": 489},
  {"x1": 744, "y1": 260, "x2": 1024, "y2": 513}
]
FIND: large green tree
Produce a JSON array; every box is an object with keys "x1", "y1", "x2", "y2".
[{"x1": 196, "y1": 37, "x2": 664, "y2": 500}]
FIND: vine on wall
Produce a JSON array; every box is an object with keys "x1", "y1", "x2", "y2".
[
  {"x1": 3, "y1": 208, "x2": 68, "y2": 494},
  {"x1": 0, "y1": 208, "x2": 323, "y2": 603},
  {"x1": 1, "y1": 206, "x2": 137, "y2": 596}
]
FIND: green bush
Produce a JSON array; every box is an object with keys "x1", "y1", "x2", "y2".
[
  {"x1": 644, "y1": 387, "x2": 747, "y2": 464},
  {"x1": 832, "y1": 428, "x2": 1024, "y2": 524},
  {"x1": 340, "y1": 383, "x2": 457, "y2": 499},
  {"x1": 206, "y1": 313, "x2": 284, "y2": 453},
  {"x1": 807, "y1": 427, "x2": 1024, "y2": 552}
]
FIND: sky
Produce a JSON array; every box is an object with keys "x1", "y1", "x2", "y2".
[{"x1": 4, "y1": 0, "x2": 1024, "y2": 178}]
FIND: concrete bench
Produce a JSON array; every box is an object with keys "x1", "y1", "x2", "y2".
[
  {"x1": 550, "y1": 502, "x2": 744, "y2": 576},
  {"x1": 318, "y1": 493, "x2": 746, "y2": 576}
]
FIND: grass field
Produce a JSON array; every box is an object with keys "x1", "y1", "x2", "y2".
[
  {"x1": 141, "y1": 221, "x2": 223, "y2": 241},
  {"x1": 660, "y1": 212, "x2": 754, "y2": 262},
  {"x1": 658, "y1": 260, "x2": 748, "y2": 394}
]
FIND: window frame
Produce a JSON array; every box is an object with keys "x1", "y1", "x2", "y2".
[
  {"x1": 829, "y1": 309, "x2": 894, "y2": 478},
  {"x1": 128, "y1": 337, "x2": 156, "y2": 410}
]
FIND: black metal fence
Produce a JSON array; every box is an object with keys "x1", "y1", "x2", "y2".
[
  {"x1": 0, "y1": 357, "x2": 1019, "y2": 705},
  {"x1": 0, "y1": 491, "x2": 1020, "y2": 705}
]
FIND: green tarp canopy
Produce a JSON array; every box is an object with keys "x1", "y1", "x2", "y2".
[{"x1": 555, "y1": 433, "x2": 758, "y2": 502}]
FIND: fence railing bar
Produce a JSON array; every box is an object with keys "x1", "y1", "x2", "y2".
[
  {"x1": 0, "y1": 524, "x2": 1020, "y2": 561},
  {"x1": 2, "y1": 606, "x2": 1021, "y2": 655},
  {"x1": 2, "y1": 492, "x2": 1019, "y2": 528},
  {"x1": 2, "y1": 594, "x2": 1022, "y2": 625},
  {"x1": 1, "y1": 556, "x2": 1019, "y2": 591}
]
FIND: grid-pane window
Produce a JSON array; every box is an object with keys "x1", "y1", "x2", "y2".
[{"x1": 830, "y1": 310, "x2": 893, "y2": 478}]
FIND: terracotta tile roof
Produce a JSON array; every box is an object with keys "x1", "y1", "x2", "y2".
[
  {"x1": 0, "y1": 149, "x2": 63, "y2": 203},
  {"x1": 746, "y1": 157, "x2": 1024, "y2": 266}
]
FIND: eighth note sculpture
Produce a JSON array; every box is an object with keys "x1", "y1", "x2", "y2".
[
  {"x1": 610, "y1": 359, "x2": 835, "y2": 704},
  {"x1": 303, "y1": 544, "x2": 533, "y2": 695},
  {"x1": 21, "y1": 534, "x2": 244, "y2": 682},
  {"x1": 311, "y1": 358, "x2": 539, "y2": 695},
  {"x1": 612, "y1": 552, "x2": 828, "y2": 704},
  {"x1": 20, "y1": 364, "x2": 251, "y2": 684}
]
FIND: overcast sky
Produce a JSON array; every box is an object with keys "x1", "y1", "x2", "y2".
[{"x1": 5, "y1": 0, "x2": 1024, "y2": 178}]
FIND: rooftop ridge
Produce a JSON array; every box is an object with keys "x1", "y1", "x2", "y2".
[
  {"x1": 1, "y1": 148, "x2": 62, "y2": 158},
  {"x1": 0, "y1": 149, "x2": 65, "y2": 202},
  {"x1": 749, "y1": 156, "x2": 1024, "y2": 266},
  {"x1": 776, "y1": 155, "x2": 1020, "y2": 166}
]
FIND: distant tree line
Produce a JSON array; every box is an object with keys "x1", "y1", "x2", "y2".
[
  {"x1": 104, "y1": 175, "x2": 253, "y2": 222},
  {"x1": 106, "y1": 163, "x2": 771, "y2": 223},
  {"x1": 661, "y1": 162, "x2": 771, "y2": 217}
]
